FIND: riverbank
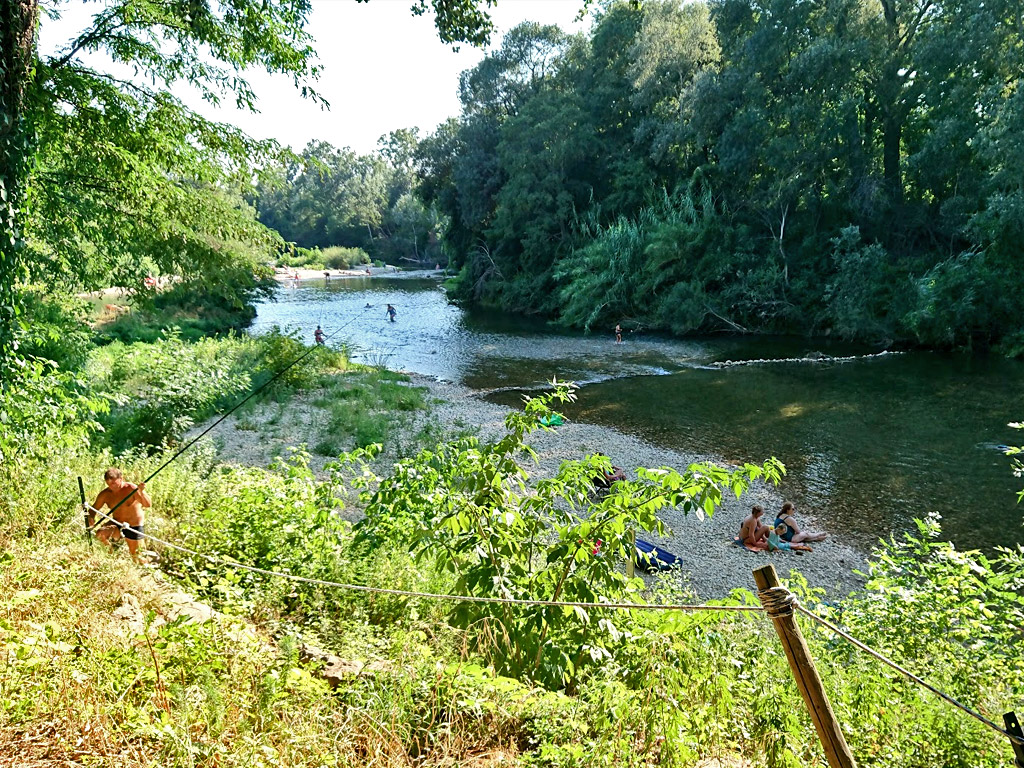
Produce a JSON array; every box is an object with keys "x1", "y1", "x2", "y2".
[
  {"x1": 409, "y1": 374, "x2": 870, "y2": 600},
  {"x1": 273, "y1": 265, "x2": 445, "y2": 281},
  {"x1": 197, "y1": 365, "x2": 869, "y2": 600}
]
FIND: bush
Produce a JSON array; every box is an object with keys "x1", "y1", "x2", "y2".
[
  {"x1": 91, "y1": 329, "x2": 350, "y2": 453},
  {"x1": 16, "y1": 287, "x2": 93, "y2": 371},
  {"x1": 356, "y1": 383, "x2": 784, "y2": 689},
  {"x1": 97, "y1": 277, "x2": 274, "y2": 344},
  {"x1": 822, "y1": 226, "x2": 906, "y2": 341},
  {"x1": 323, "y1": 246, "x2": 370, "y2": 270}
]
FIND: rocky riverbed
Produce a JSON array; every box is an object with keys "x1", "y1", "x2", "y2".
[{"x1": 195, "y1": 369, "x2": 871, "y2": 601}]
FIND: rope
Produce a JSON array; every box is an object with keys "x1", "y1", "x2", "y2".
[
  {"x1": 86, "y1": 501, "x2": 1021, "y2": 745},
  {"x1": 82, "y1": 504, "x2": 762, "y2": 614},
  {"x1": 757, "y1": 585, "x2": 797, "y2": 618},
  {"x1": 794, "y1": 603, "x2": 1024, "y2": 747},
  {"x1": 94, "y1": 313, "x2": 361, "y2": 524}
]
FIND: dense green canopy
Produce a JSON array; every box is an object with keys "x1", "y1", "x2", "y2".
[
  {"x1": 0, "y1": 0, "x2": 507, "y2": 370},
  {"x1": 420, "y1": 0, "x2": 1024, "y2": 352}
]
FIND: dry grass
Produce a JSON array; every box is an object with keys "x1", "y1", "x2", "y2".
[{"x1": 0, "y1": 534, "x2": 534, "y2": 768}]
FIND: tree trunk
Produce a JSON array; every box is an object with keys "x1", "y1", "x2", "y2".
[
  {"x1": 881, "y1": 93, "x2": 904, "y2": 204},
  {"x1": 0, "y1": 0, "x2": 39, "y2": 370}
]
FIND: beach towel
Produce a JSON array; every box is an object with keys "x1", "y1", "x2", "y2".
[
  {"x1": 732, "y1": 536, "x2": 768, "y2": 553},
  {"x1": 633, "y1": 538, "x2": 682, "y2": 572}
]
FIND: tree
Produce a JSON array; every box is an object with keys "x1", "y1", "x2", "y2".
[
  {"x1": 1, "y1": 0, "x2": 40, "y2": 368},
  {"x1": 0, "y1": 0, "x2": 519, "y2": 377}
]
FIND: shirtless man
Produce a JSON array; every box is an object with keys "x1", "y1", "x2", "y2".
[
  {"x1": 90, "y1": 468, "x2": 151, "y2": 561},
  {"x1": 739, "y1": 504, "x2": 770, "y2": 548}
]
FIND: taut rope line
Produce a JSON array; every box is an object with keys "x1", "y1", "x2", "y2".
[
  {"x1": 794, "y1": 602, "x2": 1024, "y2": 747},
  {"x1": 83, "y1": 504, "x2": 761, "y2": 614},
  {"x1": 93, "y1": 311, "x2": 362, "y2": 526}
]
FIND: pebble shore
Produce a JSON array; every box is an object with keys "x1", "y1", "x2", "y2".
[{"x1": 408, "y1": 373, "x2": 870, "y2": 601}]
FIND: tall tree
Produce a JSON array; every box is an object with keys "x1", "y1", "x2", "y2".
[
  {"x1": 0, "y1": 0, "x2": 39, "y2": 367},
  {"x1": 0, "y1": 0, "x2": 514, "y2": 376}
]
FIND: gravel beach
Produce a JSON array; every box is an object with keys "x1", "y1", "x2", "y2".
[
  {"x1": 198, "y1": 368, "x2": 870, "y2": 601},
  {"x1": 406, "y1": 374, "x2": 870, "y2": 601}
]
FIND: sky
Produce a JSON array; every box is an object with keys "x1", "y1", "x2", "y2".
[{"x1": 39, "y1": 0, "x2": 592, "y2": 155}]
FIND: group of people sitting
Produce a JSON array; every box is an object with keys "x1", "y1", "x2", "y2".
[{"x1": 738, "y1": 502, "x2": 827, "y2": 553}]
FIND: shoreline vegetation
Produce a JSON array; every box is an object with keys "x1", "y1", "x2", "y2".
[
  {"x1": 7, "y1": 0, "x2": 1024, "y2": 760},
  {"x1": 4, "y1": 323, "x2": 1022, "y2": 766}
]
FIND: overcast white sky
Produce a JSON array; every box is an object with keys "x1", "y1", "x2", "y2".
[{"x1": 39, "y1": 0, "x2": 591, "y2": 154}]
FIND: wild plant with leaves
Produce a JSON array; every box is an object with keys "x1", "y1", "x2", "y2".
[{"x1": 355, "y1": 381, "x2": 784, "y2": 688}]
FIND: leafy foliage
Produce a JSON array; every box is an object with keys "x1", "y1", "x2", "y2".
[
  {"x1": 89, "y1": 328, "x2": 347, "y2": 452},
  {"x1": 418, "y1": 0, "x2": 1024, "y2": 351},
  {"x1": 356, "y1": 382, "x2": 784, "y2": 688},
  {"x1": 254, "y1": 136, "x2": 444, "y2": 265}
]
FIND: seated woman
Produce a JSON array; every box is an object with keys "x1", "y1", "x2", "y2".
[
  {"x1": 774, "y1": 502, "x2": 827, "y2": 543},
  {"x1": 738, "y1": 504, "x2": 771, "y2": 549}
]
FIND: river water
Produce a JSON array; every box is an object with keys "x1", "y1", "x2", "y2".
[{"x1": 252, "y1": 274, "x2": 1024, "y2": 552}]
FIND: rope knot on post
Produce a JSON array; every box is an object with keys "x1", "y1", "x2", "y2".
[{"x1": 757, "y1": 584, "x2": 798, "y2": 617}]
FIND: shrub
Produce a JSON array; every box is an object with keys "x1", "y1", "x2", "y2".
[
  {"x1": 16, "y1": 287, "x2": 94, "y2": 371},
  {"x1": 356, "y1": 382, "x2": 784, "y2": 689},
  {"x1": 323, "y1": 246, "x2": 370, "y2": 270}
]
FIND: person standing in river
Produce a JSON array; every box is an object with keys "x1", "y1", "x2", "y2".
[
  {"x1": 615, "y1": 324, "x2": 623, "y2": 344},
  {"x1": 774, "y1": 502, "x2": 827, "y2": 543},
  {"x1": 386, "y1": 304, "x2": 397, "y2": 322}
]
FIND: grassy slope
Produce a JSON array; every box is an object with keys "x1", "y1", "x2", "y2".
[
  {"x1": 5, "y1": 326, "x2": 1019, "y2": 768},
  {"x1": 0, "y1": 533, "x2": 586, "y2": 768}
]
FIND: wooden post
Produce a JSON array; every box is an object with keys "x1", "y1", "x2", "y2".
[
  {"x1": 1005, "y1": 712, "x2": 1024, "y2": 768},
  {"x1": 78, "y1": 476, "x2": 92, "y2": 546},
  {"x1": 626, "y1": 528, "x2": 636, "y2": 578},
  {"x1": 753, "y1": 564, "x2": 857, "y2": 768}
]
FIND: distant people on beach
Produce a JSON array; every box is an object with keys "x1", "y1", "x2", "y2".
[
  {"x1": 366, "y1": 268, "x2": 372, "y2": 276},
  {"x1": 386, "y1": 303, "x2": 397, "y2": 322},
  {"x1": 739, "y1": 504, "x2": 771, "y2": 549},
  {"x1": 324, "y1": 271, "x2": 330, "y2": 281},
  {"x1": 314, "y1": 325, "x2": 325, "y2": 345},
  {"x1": 615, "y1": 324, "x2": 622, "y2": 344},
  {"x1": 774, "y1": 502, "x2": 827, "y2": 543}
]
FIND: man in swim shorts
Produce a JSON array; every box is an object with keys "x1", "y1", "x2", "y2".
[{"x1": 90, "y1": 468, "x2": 151, "y2": 562}]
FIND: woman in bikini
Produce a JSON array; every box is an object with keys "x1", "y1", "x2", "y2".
[{"x1": 774, "y1": 501, "x2": 827, "y2": 543}]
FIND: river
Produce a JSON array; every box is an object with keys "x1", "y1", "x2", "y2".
[{"x1": 251, "y1": 274, "x2": 1024, "y2": 553}]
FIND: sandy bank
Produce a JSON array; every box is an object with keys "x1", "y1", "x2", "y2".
[
  {"x1": 273, "y1": 266, "x2": 445, "y2": 282},
  {"x1": 406, "y1": 374, "x2": 870, "y2": 601}
]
